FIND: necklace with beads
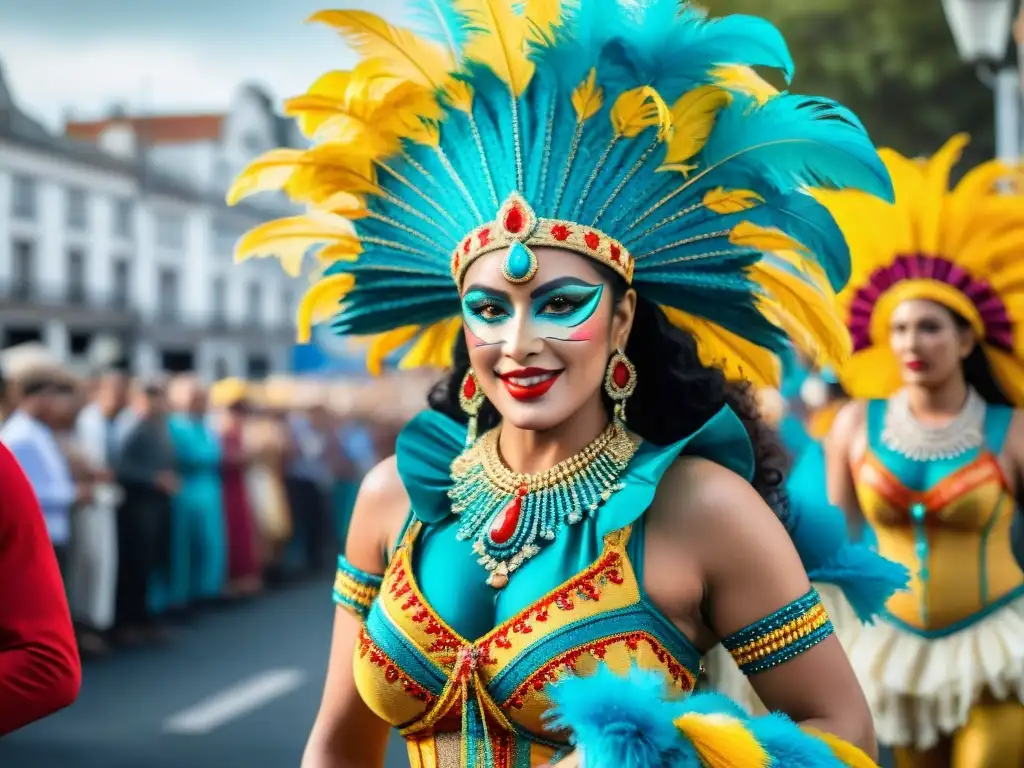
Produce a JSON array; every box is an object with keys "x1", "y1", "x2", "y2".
[
  {"x1": 882, "y1": 387, "x2": 985, "y2": 461},
  {"x1": 448, "y1": 422, "x2": 638, "y2": 588}
]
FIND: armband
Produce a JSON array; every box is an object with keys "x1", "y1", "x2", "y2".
[
  {"x1": 722, "y1": 588, "x2": 833, "y2": 675},
  {"x1": 333, "y1": 555, "x2": 383, "y2": 621}
]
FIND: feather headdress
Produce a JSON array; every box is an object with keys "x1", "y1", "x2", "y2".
[
  {"x1": 229, "y1": 0, "x2": 893, "y2": 383},
  {"x1": 814, "y1": 134, "x2": 1024, "y2": 404}
]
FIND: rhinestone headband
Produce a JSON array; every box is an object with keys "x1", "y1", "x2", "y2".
[{"x1": 451, "y1": 193, "x2": 634, "y2": 288}]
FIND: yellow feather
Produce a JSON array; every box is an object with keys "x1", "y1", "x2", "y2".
[
  {"x1": 917, "y1": 133, "x2": 968, "y2": 255},
  {"x1": 611, "y1": 86, "x2": 672, "y2": 140},
  {"x1": 286, "y1": 149, "x2": 380, "y2": 207},
  {"x1": 710, "y1": 65, "x2": 778, "y2": 104},
  {"x1": 443, "y1": 79, "x2": 475, "y2": 113},
  {"x1": 703, "y1": 187, "x2": 763, "y2": 214},
  {"x1": 673, "y1": 713, "x2": 771, "y2": 768},
  {"x1": 235, "y1": 213, "x2": 358, "y2": 277},
  {"x1": 801, "y1": 728, "x2": 878, "y2": 768},
  {"x1": 309, "y1": 10, "x2": 455, "y2": 90},
  {"x1": 227, "y1": 148, "x2": 305, "y2": 204},
  {"x1": 296, "y1": 274, "x2": 355, "y2": 343},
  {"x1": 524, "y1": 0, "x2": 566, "y2": 44},
  {"x1": 367, "y1": 326, "x2": 420, "y2": 375},
  {"x1": 664, "y1": 85, "x2": 731, "y2": 166},
  {"x1": 456, "y1": 0, "x2": 536, "y2": 96},
  {"x1": 662, "y1": 307, "x2": 780, "y2": 385},
  {"x1": 314, "y1": 191, "x2": 369, "y2": 218},
  {"x1": 571, "y1": 68, "x2": 603, "y2": 123},
  {"x1": 751, "y1": 262, "x2": 851, "y2": 366},
  {"x1": 728, "y1": 221, "x2": 806, "y2": 253},
  {"x1": 400, "y1": 317, "x2": 462, "y2": 369}
]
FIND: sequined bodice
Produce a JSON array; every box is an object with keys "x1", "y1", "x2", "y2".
[
  {"x1": 854, "y1": 400, "x2": 1024, "y2": 635},
  {"x1": 351, "y1": 407, "x2": 754, "y2": 767}
]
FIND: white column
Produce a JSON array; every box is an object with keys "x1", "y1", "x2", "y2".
[
  {"x1": 43, "y1": 319, "x2": 70, "y2": 362},
  {"x1": 995, "y1": 66, "x2": 1021, "y2": 162}
]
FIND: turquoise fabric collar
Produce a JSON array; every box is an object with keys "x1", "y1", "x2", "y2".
[{"x1": 395, "y1": 406, "x2": 754, "y2": 530}]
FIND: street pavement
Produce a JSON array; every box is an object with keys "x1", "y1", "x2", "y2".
[
  {"x1": 0, "y1": 579, "x2": 409, "y2": 768},
  {"x1": 0, "y1": 578, "x2": 894, "y2": 767}
]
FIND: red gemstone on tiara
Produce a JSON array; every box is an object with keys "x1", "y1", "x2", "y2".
[
  {"x1": 462, "y1": 374, "x2": 477, "y2": 400},
  {"x1": 463, "y1": 238, "x2": 472, "y2": 254},
  {"x1": 551, "y1": 224, "x2": 570, "y2": 241},
  {"x1": 585, "y1": 232, "x2": 600, "y2": 249},
  {"x1": 504, "y1": 206, "x2": 525, "y2": 234},
  {"x1": 612, "y1": 361, "x2": 631, "y2": 389},
  {"x1": 478, "y1": 227, "x2": 492, "y2": 247},
  {"x1": 610, "y1": 244, "x2": 621, "y2": 262}
]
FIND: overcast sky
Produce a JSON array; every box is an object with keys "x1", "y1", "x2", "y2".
[{"x1": 1, "y1": 0, "x2": 404, "y2": 129}]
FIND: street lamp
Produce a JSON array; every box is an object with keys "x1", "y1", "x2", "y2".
[
  {"x1": 942, "y1": 0, "x2": 1016, "y2": 62},
  {"x1": 941, "y1": 0, "x2": 1020, "y2": 162}
]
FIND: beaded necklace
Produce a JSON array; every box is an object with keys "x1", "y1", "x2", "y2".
[{"x1": 449, "y1": 422, "x2": 638, "y2": 588}]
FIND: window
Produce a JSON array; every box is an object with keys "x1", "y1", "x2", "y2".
[
  {"x1": 157, "y1": 267, "x2": 180, "y2": 321},
  {"x1": 155, "y1": 212, "x2": 185, "y2": 250},
  {"x1": 113, "y1": 198, "x2": 133, "y2": 238},
  {"x1": 212, "y1": 216, "x2": 241, "y2": 257},
  {"x1": 246, "y1": 354, "x2": 270, "y2": 380},
  {"x1": 66, "y1": 248, "x2": 87, "y2": 303},
  {"x1": 66, "y1": 187, "x2": 88, "y2": 230},
  {"x1": 11, "y1": 239, "x2": 34, "y2": 298},
  {"x1": 210, "y1": 276, "x2": 228, "y2": 326},
  {"x1": 246, "y1": 281, "x2": 263, "y2": 325},
  {"x1": 11, "y1": 175, "x2": 36, "y2": 220},
  {"x1": 281, "y1": 288, "x2": 295, "y2": 323},
  {"x1": 112, "y1": 258, "x2": 131, "y2": 309}
]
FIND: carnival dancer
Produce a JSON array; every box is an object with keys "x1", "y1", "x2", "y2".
[
  {"x1": 229, "y1": 1, "x2": 894, "y2": 764},
  {"x1": 824, "y1": 135, "x2": 1024, "y2": 767}
]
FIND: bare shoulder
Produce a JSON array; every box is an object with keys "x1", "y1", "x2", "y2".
[
  {"x1": 652, "y1": 456, "x2": 787, "y2": 544},
  {"x1": 345, "y1": 455, "x2": 411, "y2": 573},
  {"x1": 831, "y1": 398, "x2": 868, "y2": 437}
]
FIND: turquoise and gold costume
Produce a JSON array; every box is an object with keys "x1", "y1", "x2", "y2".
[
  {"x1": 818, "y1": 137, "x2": 1024, "y2": 761},
  {"x1": 228, "y1": 0, "x2": 895, "y2": 762}
]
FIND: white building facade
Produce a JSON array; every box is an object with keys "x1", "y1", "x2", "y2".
[{"x1": 0, "y1": 62, "x2": 301, "y2": 381}]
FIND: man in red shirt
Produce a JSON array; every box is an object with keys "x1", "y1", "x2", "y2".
[{"x1": 0, "y1": 438, "x2": 81, "y2": 734}]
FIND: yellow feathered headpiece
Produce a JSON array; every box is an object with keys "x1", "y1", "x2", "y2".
[
  {"x1": 815, "y1": 134, "x2": 1024, "y2": 405},
  {"x1": 228, "y1": 0, "x2": 893, "y2": 384}
]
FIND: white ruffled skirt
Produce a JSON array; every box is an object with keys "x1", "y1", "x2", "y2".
[{"x1": 704, "y1": 588, "x2": 1024, "y2": 751}]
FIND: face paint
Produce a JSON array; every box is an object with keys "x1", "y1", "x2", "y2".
[
  {"x1": 461, "y1": 288, "x2": 512, "y2": 346},
  {"x1": 529, "y1": 280, "x2": 604, "y2": 341}
]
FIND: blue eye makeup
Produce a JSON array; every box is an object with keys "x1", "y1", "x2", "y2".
[
  {"x1": 532, "y1": 283, "x2": 603, "y2": 327},
  {"x1": 462, "y1": 289, "x2": 511, "y2": 324}
]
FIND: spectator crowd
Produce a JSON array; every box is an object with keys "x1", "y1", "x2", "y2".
[{"x1": 0, "y1": 348, "x2": 431, "y2": 662}]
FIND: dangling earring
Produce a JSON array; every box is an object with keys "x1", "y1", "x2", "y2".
[
  {"x1": 459, "y1": 368, "x2": 486, "y2": 445},
  {"x1": 604, "y1": 349, "x2": 637, "y2": 426}
]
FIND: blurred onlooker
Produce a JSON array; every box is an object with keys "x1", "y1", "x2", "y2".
[
  {"x1": 71, "y1": 370, "x2": 128, "y2": 657},
  {"x1": 0, "y1": 441, "x2": 81, "y2": 735},
  {"x1": 115, "y1": 380, "x2": 176, "y2": 644},
  {"x1": 214, "y1": 384, "x2": 262, "y2": 598},
  {"x1": 286, "y1": 402, "x2": 334, "y2": 576},
  {"x1": 0, "y1": 367, "x2": 88, "y2": 572},
  {"x1": 245, "y1": 405, "x2": 294, "y2": 575},
  {"x1": 331, "y1": 412, "x2": 378, "y2": 550},
  {"x1": 164, "y1": 376, "x2": 226, "y2": 608}
]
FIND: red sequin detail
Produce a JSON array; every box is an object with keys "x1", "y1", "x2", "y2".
[
  {"x1": 504, "y1": 206, "x2": 525, "y2": 233},
  {"x1": 584, "y1": 232, "x2": 600, "y2": 249},
  {"x1": 478, "y1": 227, "x2": 492, "y2": 247},
  {"x1": 357, "y1": 627, "x2": 434, "y2": 702},
  {"x1": 551, "y1": 224, "x2": 571, "y2": 241},
  {"x1": 463, "y1": 238, "x2": 472, "y2": 253},
  {"x1": 612, "y1": 361, "x2": 631, "y2": 389},
  {"x1": 506, "y1": 633, "x2": 694, "y2": 708},
  {"x1": 453, "y1": 252, "x2": 461, "y2": 272},
  {"x1": 610, "y1": 243, "x2": 622, "y2": 262},
  {"x1": 388, "y1": 562, "x2": 463, "y2": 654}
]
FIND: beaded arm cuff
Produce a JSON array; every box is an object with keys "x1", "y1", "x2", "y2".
[
  {"x1": 333, "y1": 555, "x2": 384, "y2": 621},
  {"x1": 721, "y1": 588, "x2": 833, "y2": 675}
]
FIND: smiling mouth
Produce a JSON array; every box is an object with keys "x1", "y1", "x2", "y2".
[{"x1": 497, "y1": 368, "x2": 563, "y2": 400}]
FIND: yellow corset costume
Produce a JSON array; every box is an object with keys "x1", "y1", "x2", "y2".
[
  {"x1": 845, "y1": 399, "x2": 1024, "y2": 751},
  {"x1": 331, "y1": 409, "x2": 848, "y2": 768}
]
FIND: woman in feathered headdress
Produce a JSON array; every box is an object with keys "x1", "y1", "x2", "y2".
[
  {"x1": 230, "y1": 0, "x2": 893, "y2": 764},
  {"x1": 823, "y1": 135, "x2": 1024, "y2": 766}
]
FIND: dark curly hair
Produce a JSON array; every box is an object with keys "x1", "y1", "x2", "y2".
[{"x1": 428, "y1": 268, "x2": 790, "y2": 521}]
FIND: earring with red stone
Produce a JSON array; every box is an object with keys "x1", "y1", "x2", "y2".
[
  {"x1": 604, "y1": 349, "x2": 636, "y2": 426},
  {"x1": 459, "y1": 368, "x2": 486, "y2": 445}
]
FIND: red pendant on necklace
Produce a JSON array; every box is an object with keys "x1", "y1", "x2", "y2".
[{"x1": 489, "y1": 484, "x2": 528, "y2": 544}]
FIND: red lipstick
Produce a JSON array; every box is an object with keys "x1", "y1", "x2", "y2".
[
  {"x1": 906, "y1": 360, "x2": 926, "y2": 371},
  {"x1": 498, "y1": 368, "x2": 563, "y2": 401}
]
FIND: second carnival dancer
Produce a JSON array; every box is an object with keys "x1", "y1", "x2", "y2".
[
  {"x1": 229, "y1": 0, "x2": 894, "y2": 765},
  {"x1": 824, "y1": 135, "x2": 1024, "y2": 766}
]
